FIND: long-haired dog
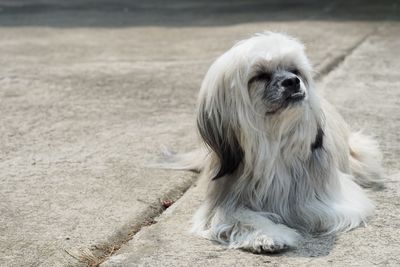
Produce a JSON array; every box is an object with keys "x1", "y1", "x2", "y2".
[{"x1": 167, "y1": 32, "x2": 383, "y2": 253}]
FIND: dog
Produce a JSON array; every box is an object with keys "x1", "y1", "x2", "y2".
[{"x1": 166, "y1": 32, "x2": 383, "y2": 253}]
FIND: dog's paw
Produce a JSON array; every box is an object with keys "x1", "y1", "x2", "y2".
[
  {"x1": 249, "y1": 235, "x2": 290, "y2": 254},
  {"x1": 230, "y1": 226, "x2": 299, "y2": 254}
]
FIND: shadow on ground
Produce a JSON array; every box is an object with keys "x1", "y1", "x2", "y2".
[
  {"x1": 288, "y1": 234, "x2": 336, "y2": 258},
  {"x1": 0, "y1": 0, "x2": 399, "y2": 27}
]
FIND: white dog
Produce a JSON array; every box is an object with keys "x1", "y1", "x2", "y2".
[{"x1": 167, "y1": 32, "x2": 383, "y2": 253}]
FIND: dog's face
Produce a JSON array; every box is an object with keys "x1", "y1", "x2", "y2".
[
  {"x1": 197, "y1": 33, "x2": 316, "y2": 179},
  {"x1": 243, "y1": 34, "x2": 313, "y2": 116},
  {"x1": 248, "y1": 62, "x2": 309, "y2": 115}
]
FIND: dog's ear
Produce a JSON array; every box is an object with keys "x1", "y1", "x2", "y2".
[{"x1": 197, "y1": 102, "x2": 243, "y2": 180}]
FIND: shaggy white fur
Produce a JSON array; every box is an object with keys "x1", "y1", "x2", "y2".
[{"x1": 167, "y1": 32, "x2": 383, "y2": 253}]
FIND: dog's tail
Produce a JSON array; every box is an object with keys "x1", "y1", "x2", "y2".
[
  {"x1": 349, "y1": 131, "x2": 384, "y2": 189},
  {"x1": 151, "y1": 146, "x2": 208, "y2": 173}
]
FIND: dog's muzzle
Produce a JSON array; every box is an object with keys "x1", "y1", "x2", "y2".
[{"x1": 281, "y1": 77, "x2": 305, "y2": 102}]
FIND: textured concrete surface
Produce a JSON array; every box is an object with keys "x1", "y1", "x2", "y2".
[{"x1": 0, "y1": 1, "x2": 399, "y2": 266}]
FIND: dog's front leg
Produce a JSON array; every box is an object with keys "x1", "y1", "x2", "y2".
[{"x1": 209, "y1": 207, "x2": 300, "y2": 253}]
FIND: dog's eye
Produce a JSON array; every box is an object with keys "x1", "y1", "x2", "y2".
[
  {"x1": 248, "y1": 72, "x2": 271, "y2": 85},
  {"x1": 290, "y1": 68, "x2": 300, "y2": 76},
  {"x1": 256, "y1": 72, "x2": 271, "y2": 80}
]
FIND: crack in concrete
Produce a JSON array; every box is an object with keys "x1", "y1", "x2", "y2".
[
  {"x1": 315, "y1": 30, "x2": 375, "y2": 82},
  {"x1": 67, "y1": 174, "x2": 196, "y2": 267}
]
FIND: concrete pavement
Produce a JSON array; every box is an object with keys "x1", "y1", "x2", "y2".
[{"x1": 0, "y1": 1, "x2": 399, "y2": 266}]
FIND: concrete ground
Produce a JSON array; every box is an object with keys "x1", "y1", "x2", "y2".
[{"x1": 0, "y1": 1, "x2": 399, "y2": 266}]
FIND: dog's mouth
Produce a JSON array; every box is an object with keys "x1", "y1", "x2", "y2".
[
  {"x1": 286, "y1": 91, "x2": 305, "y2": 102},
  {"x1": 265, "y1": 92, "x2": 306, "y2": 115}
]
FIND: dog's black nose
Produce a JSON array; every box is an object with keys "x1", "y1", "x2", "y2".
[{"x1": 281, "y1": 77, "x2": 300, "y2": 92}]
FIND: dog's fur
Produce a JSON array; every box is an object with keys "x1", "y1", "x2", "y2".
[{"x1": 167, "y1": 32, "x2": 383, "y2": 253}]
